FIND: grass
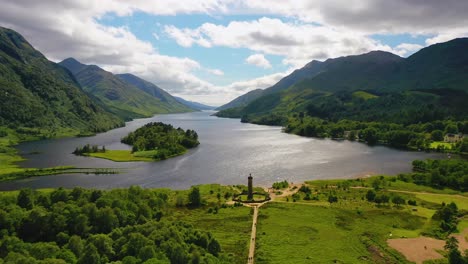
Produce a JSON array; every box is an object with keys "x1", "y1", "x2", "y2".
[
  {"x1": 255, "y1": 202, "x2": 415, "y2": 263},
  {"x1": 166, "y1": 184, "x2": 251, "y2": 263},
  {"x1": 263, "y1": 179, "x2": 468, "y2": 263},
  {"x1": 414, "y1": 193, "x2": 468, "y2": 211},
  {"x1": 430, "y1": 141, "x2": 454, "y2": 150},
  {"x1": 88, "y1": 150, "x2": 154, "y2": 162},
  {"x1": 171, "y1": 206, "x2": 252, "y2": 263},
  {"x1": 307, "y1": 176, "x2": 462, "y2": 195},
  {"x1": 352, "y1": 91, "x2": 379, "y2": 100},
  {"x1": 87, "y1": 149, "x2": 188, "y2": 162}
]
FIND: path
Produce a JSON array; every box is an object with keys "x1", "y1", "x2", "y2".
[
  {"x1": 350, "y1": 186, "x2": 468, "y2": 199},
  {"x1": 247, "y1": 205, "x2": 259, "y2": 264},
  {"x1": 245, "y1": 184, "x2": 303, "y2": 263}
]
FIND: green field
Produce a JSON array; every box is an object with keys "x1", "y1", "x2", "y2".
[
  {"x1": 88, "y1": 150, "x2": 154, "y2": 162},
  {"x1": 352, "y1": 91, "x2": 379, "y2": 100},
  {"x1": 254, "y1": 178, "x2": 468, "y2": 263},
  {"x1": 430, "y1": 141, "x2": 454, "y2": 150},
  {"x1": 255, "y1": 202, "x2": 414, "y2": 263},
  {"x1": 87, "y1": 149, "x2": 188, "y2": 162},
  {"x1": 415, "y1": 193, "x2": 468, "y2": 210}
]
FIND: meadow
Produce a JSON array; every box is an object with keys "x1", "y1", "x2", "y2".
[{"x1": 254, "y1": 178, "x2": 468, "y2": 263}]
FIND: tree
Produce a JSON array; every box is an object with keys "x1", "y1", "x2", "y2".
[
  {"x1": 328, "y1": 195, "x2": 338, "y2": 204},
  {"x1": 445, "y1": 237, "x2": 464, "y2": 264},
  {"x1": 138, "y1": 246, "x2": 156, "y2": 262},
  {"x1": 366, "y1": 190, "x2": 376, "y2": 202},
  {"x1": 431, "y1": 130, "x2": 444, "y2": 141},
  {"x1": 17, "y1": 188, "x2": 35, "y2": 209},
  {"x1": 360, "y1": 128, "x2": 378, "y2": 145},
  {"x1": 188, "y1": 187, "x2": 201, "y2": 207},
  {"x1": 78, "y1": 244, "x2": 100, "y2": 264},
  {"x1": 445, "y1": 124, "x2": 459, "y2": 134},
  {"x1": 208, "y1": 239, "x2": 221, "y2": 256},
  {"x1": 95, "y1": 207, "x2": 119, "y2": 233},
  {"x1": 391, "y1": 195, "x2": 405, "y2": 206},
  {"x1": 67, "y1": 235, "x2": 84, "y2": 258}
]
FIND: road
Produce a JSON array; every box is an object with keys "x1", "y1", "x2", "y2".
[{"x1": 247, "y1": 205, "x2": 259, "y2": 264}]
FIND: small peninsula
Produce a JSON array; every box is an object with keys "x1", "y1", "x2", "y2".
[{"x1": 74, "y1": 122, "x2": 199, "y2": 162}]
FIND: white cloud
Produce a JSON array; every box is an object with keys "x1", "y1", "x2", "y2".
[
  {"x1": 175, "y1": 70, "x2": 290, "y2": 105},
  {"x1": 165, "y1": 17, "x2": 399, "y2": 68},
  {"x1": 425, "y1": 28, "x2": 468, "y2": 45},
  {"x1": 1, "y1": 0, "x2": 467, "y2": 106},
  {"x1": 207, "y1": 69, "x2": 224, "y2": 76},
  {"x1": 394, "y1": 43, "x2": 425, "y2": 57},
  {"x1": 0, "y1": 0, "x2": 222, "y2": 98},
  {"x1": 246, "y1": 54, "x2": 272, "y2": 68}
]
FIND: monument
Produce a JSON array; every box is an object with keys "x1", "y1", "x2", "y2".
[{"x1": 248, "y1": 173, "x2": 253, "y2": 200}]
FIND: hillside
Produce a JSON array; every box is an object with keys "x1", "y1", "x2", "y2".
[
  {"x1": 60, "y1": 58, "x2": 192, "y2": 120},
  {"x1": 216, "y1": 38, "x2": 468, "y2": 125},
  {"x1": 116, "y1": 73, "x2": 193, "y2": 112},
  {"x1": 216, "y1": 89, "x2": 264, "y2": 110},
  {"x1": 174, "y1": 96, "x2": 216, "y2": 110},
  {"x1": 0, "y1": 27, "x2": 123, "y2": 135}
]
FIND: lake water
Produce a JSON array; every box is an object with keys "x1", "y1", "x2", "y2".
[{"x1": 0, "y1": 111, "x2": 443, "y2": 190}]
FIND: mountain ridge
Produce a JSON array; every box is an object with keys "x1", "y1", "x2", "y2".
[
  {"x1": 216, "y1": 38, "x2": 468, "y2": 124},
  {"x1": 60, "y1": 58, "x2": 192, "y2": 120},
  {"x1": 0, "y1": 27, "x2": 123, "y2": 135}
]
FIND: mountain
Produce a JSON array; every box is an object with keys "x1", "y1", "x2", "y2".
[
  {"x1": 174, "y1": 96, "x2": 216, "y2": 110},
  {"x1": 216, "y1": 58, "x2": 340, "y2": 110},
  {"x1": 116, "y1": 73, "x2": 192, "y2": 112},
  {"x1": 216, "y1": 38, "x2": 468, "y2": 125},
  {"x1": 60, "y1": 58, "x2": 192, "y2": 120},
  {"x1": 0, "y1": 27, "x2": 123, "y2": 135},
  {"x1": 216, "y1": 89, "x2": 264, "y2": 110}
]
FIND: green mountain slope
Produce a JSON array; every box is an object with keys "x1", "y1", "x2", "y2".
[
  {"x1": 116, "y1": 73, "x2": 193, "y2": 112},
  {"x1": 216, "y1": 89, "x2": 264, "y2": 110},
  {"x1": 216, "y1": 60, "x2": 327, "y2": 110},
  {"x1": 0, "y1": 27, "x2": 123, "y2": 135},
  {"x1": 173, "y1": 96, "x2": 216, "y2": 110},
  {"x1": 60, "y1": 58, "x2": 191, "y2": 120},
  {"x1": 216, "y1": 38, "x2": 468, "y2": 125}
]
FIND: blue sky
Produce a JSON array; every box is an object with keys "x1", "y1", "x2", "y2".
[
  {"x1": 1, "y1": 1, "x2": 466, "y2": 105},
  {"x1": 98, "y1": 13, "x2": 290, "y2": 86}
]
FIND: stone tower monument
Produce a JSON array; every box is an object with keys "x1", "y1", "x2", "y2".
[{"x1": 247, "y1": 173, "x2": 253, "y2": 200}]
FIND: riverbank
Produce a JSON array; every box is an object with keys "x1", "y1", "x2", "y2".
[{"x1": 85, "y1": 149, "x2": 187, "y2": 162}]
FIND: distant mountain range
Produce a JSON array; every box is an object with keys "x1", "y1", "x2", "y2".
[
  {"x1": 0, "y1": 27, "x2": 122, "y2": 135},
  {"x1": 216, "y1": 38, "x2": 468, "y2": 125},
  {"x1": 174, "y1": 97, "x2": 216, "y2": 111},
  {"x1": 59, "y1": 58, "x2": 192, "y2": 120}
]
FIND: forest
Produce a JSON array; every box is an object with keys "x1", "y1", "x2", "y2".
[
  {"x1": 0, "y1": 186, "x2": 225, "y2": 264},
  {"x1": 121, "y1": 122, "x2": 199, "y2": 160},
  {"x1": 282, "y1": 115, "x2": 468, "y2": 153}
]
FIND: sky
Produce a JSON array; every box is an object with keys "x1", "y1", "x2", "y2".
[{"x1": 0, "y1": 1, "x2": 467, "y2": 106}]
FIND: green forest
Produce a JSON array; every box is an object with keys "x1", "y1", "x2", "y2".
[
  {"x1": 121, "y1": 122, "x2": 199, "y2": 160},
  {"x1": 282, "y1": 115, "x2": 468, "y2": 153},
  {"x1": 0, "y1": 186, "x2": 234, "y2": 264}
]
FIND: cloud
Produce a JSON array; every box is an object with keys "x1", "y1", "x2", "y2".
[
  {"x1": 207, "y1": 69, "x2": 224, "y2": 76},
  {"x1": 175, "y1": 70, "x2": 290, "y2": 106},
  {"x1": 239, "y1": 0, "x2": 468, "y2": 35},
  {"x1": 393, "y1": 43, "x2": 425, "y2": 57},
  {"x1": 246, "y1": 54, "x2": 272, "y2": 68},
  {"x1": 0, "y1": 0, "x2": 223, "y2": 100},
  {"x1": 1, "y1": 0, "x2": 466, "y2": 106},
  {"x1": 165, "y1": 17, "x2": 398, "y2": 67}
]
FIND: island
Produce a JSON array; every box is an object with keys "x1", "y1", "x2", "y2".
[{"x1": 73, "y1": 122, "x2": 199, "y2": 162}]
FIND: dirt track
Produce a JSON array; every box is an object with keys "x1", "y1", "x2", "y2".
[{"x1": 388, "y1": 229, "x2": 468, "y2": 264}]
